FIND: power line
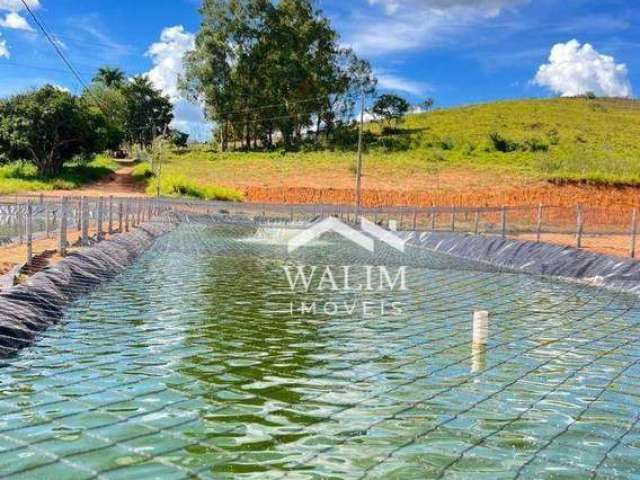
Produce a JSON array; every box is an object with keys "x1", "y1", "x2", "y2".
[
  {"x1": 0, "y1": 61, "x2": 94, "y2": 76},
  {"x1": 19, "y1": 0, "x2": 108, "y2": 114},
  {"x1": 19, "y1": 0, "x2": 90, "y2": 92},
  {"x1": 216, "y1": 94, "x2": 345, "y2": 120}
]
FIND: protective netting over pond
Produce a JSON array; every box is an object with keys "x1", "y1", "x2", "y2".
[{"x1": 1, "y1": 222, "x2": 640, "y2": 479}]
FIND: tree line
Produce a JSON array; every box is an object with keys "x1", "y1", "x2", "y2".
[
  {"x1": 181, "y1": 0, "x2": 377, "y2": 151},
  {"x1": 0, "y1": 70, "x2": 175, "y2": 176},
  {"x1": 0, "y1": 0, "x2": 432, "y2": 177}
]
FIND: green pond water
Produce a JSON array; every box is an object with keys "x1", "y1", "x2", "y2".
[{"x1": 1, "y1": 224, "x2": 639, "y2": 479}]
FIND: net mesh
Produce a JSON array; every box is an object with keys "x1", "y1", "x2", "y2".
[{"x1": 0, "y1": 219, "x2": 639, "y2": 479}]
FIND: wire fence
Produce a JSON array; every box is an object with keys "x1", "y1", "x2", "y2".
[{"x1": 0, "y1": 195, "x2": 638, "y2": 270}]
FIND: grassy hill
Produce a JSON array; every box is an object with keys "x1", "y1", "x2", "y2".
[
  {"x1": 372, "y1": 97, "x2": 640, "y2": 185},
  {"x1": 145, "y1": 97, "x2": 640, "y2": 202}
]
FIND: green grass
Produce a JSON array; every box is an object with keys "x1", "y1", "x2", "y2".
[
  {"x1": 156, "y1": 98, "x2": 640, "y2": 190},
  {"x1": 0, "y1": 154, "x2": 119, "y2": 195},
  {"x1": 390, "y1": 97, "x2": 640, "y2": 185},
  {"x1": 149, "y1": 174, "x2": 244, "y2": 201},
  {"x1": 138, "y1": 163, "x2": 244, "y2": 201}
]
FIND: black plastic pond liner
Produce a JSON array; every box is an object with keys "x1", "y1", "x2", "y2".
[
  {"x1": 2, "y1": 220, "x2": 640, "y2": 356},
  {"x1": 405, "y1": 231, "x2": 640, "y2": 294},
  {"x1": 0, "y1": 216, "x2": 178, "y2": 356}
]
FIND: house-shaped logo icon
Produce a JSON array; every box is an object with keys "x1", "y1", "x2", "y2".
[{"x1": 288, "y1": 217, "x2": 407, "y2": 253}]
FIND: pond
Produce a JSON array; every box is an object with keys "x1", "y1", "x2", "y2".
[{"x1": 0, "y1": 223, "x2": 639, "y2": 479}]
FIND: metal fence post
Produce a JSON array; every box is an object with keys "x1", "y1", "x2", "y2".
[
  {"x1": 474, "y1": 209, "x2": 480, "y2": 235},
  {"x1": 17, "y1": 205, "x2": 24, "y2": 245},
  {"x1": 576, "y1": 205, "x2": 584, "y2": 249},
  {"x1": 413, "y1": 209, "x2": 418, "y2": 230},
  {"x1": 81, "y1": 196, "x2": 89, "y2": 246},
  {"x1": 431, "y1": 209, "x2": 436, "y2": 232},
  {"x1": 76, "y1": 198, "x2": 82, "y2": 231},
  {"x1": 630, "y1": 208, "x2": 638, "y2": 259},
  {"x1": 118, "y1": 199, "x2": 124, "y2": 233},
  {"x1": 125, "y1": 200, "x2": 130, "y2": 232},
  {"x1": 536, "y1": 203, "x2": 543, "y2": 242},
  {"x1": 501, "y1": 206, "x2": 507, "y2": 239},
  {"x1": 45, "y1": 202, "x2": 50, "y2": 239},
  {"x1": 97, "y1": 197, "x2": 104, "y2": 240},
  {"x1": 450, "y1": 208, "x2": 456, "y2": 232},
  {"x1": 108, "y1": 196, "x2": 114, "y2": 235},
  {"x1": 58, "y1": 197, "x2": 68, "y2": 257},
  {"x1": 26, "y1": 201, "x2": 33, "y2": 265}
]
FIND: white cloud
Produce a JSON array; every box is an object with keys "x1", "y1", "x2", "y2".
[
  {"x1": 0, "y1": 0, "x2": 39, "y2": 53},
  {"x1": 0, "y1": 35, "x2": 9, "y2": 58},
  {"x1": 376, "y1": 71, "x2": 431, "y2": 96},
  {"x1": 368, "y1": 0, "x2": 523, "y2": 16},
  {"x1": 0, "y1": 11, "x2": 33, "y2": 30},
  {"x1": 348, "y1": 0, "x2": 528, "y2": 55},
  {"x1": 146, "y1": 25, "x2": 193, "y2": 101},
  {"x1": 0, "y1": 0, "x2": 39, "y2": 11},
  {"x1": 534, "y1": 39, "x2": 632, "y2": 98},
  {"x1": 145, "y1": 25, "x2": 210, "y2": 139}
]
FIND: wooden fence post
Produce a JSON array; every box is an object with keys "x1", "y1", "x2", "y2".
[
  {"x1": 450, "y1": 208, "x2": 456, "y2": 232},
  {"x1": 630, "y1": 208, "x2": 638, "y2": 259},
  {"x1": 576, "y1": 205, "x2": 584, "y2": 249},
  {"x1": 26, "y1": 201, "x2": 33, "y2": 265},
  {"x1": 536, "y1": 203, "x2": 543, "y2": 243},
  {"x1": 501, "y1": 206, "x2": 507, "y2": 238},
  {"x1": 431, "y1": 209, "x2": 437, "y2": 232},
  {"x1": 58, "y1": 197, "x2": 68, "y2": 257},
  {"x1": 413, "y1": 209, "x2": 418, "y2": 230}
]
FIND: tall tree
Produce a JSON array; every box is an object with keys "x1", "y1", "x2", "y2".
[
  {"x1": 0, "y1": 86, "x2": 101, "y2": 175},
  {"x1": 93, "y1": 66, "x2": 126, "y2": 88},
  {"x1": 372, "y1": 94, "x2": 410, "y2": 129},
  {"x1": 181, "y1": 0, "x2": 376, "y2": 150},
  {"x1": 121, "y1": 76, "x2": 174, "y2": 148}
]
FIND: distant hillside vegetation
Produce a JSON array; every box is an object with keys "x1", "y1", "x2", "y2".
[{"x1": 373, "y1": 97, "x2": 640, "y2": 186}]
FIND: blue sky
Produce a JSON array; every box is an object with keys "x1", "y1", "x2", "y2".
[{"x1": 0, "y1": 0, "x2": 638, "y2": 137}]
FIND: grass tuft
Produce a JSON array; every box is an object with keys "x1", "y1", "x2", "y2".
[
  {"x1": 0, "y1": 155, "x2": 118, "y2": 194},
  {"x1": 145, "y1": 173, "x2": 244, "y2": 202}
]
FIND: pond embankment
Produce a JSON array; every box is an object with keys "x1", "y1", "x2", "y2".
[{"x1": 0, "y1": 215, "x2": 178, "y2": 355}]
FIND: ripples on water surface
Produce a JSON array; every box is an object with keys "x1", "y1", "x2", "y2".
[{"x1": 1, "y1": 224, "x2": 640, "y2": 479}]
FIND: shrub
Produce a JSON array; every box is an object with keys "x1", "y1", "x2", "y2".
[
  {"x1": 523, "y1": 137, "x2": 549, "y2": 152},
  {"x1": 148, "y1": 174, "x2": 244, "y2": 201},
  {"x1": 0, "y1": 85, "x2": 109, "y2": 176},
  {"x1": 132, "y1": 162, "x2": 154, "y2": 182},
  {"x1": 546, "y1": 128, "x2": 560, "y2": 145},
  {"x1": 439, "y1": 136, "x2": 455, "y2": 150},
  {"x1": 462, "y1": 142, "x2": 476, "y2": 156},
  {"x1": 488, "y1": 131, "x2": 519, "y2": 152}
]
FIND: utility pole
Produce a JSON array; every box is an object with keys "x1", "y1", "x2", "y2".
[
  {"x1": 156, "y1": 125, "x2": 167, "y2": 198},
  {"x1": 354, "y1": 91, "x2": 366, "y2": 221}
]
